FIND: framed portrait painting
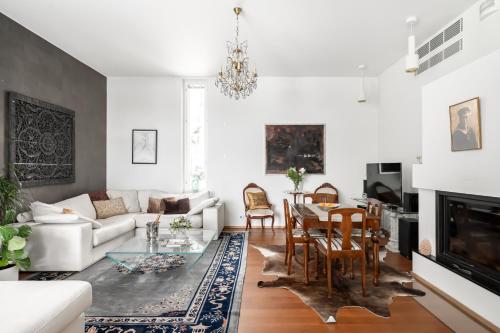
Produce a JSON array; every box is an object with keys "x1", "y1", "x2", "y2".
[
  {"x1": 449, "y1": 97, "x2": 482, "y2": 152},
  {"x1": 132, "y1": 129, "x2": 157, "y2": 164}
]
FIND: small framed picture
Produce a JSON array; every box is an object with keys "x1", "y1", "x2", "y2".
[
  {"x1": 449, "y1": 97, "x2": 482, "y2": 152},
  {"x1": 132, "y1": 129, "x2": 157, "y2": 164}
]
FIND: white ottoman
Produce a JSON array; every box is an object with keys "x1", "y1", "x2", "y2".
[{"x1": 0, "y1": 281, "x2": 92, "y2": 333}]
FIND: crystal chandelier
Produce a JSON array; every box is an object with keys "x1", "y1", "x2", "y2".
[{"x1": 215, "y1": 7, "x2": 257, "y2": 100}]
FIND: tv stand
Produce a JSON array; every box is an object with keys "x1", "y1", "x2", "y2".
[{"x1": 352, "y1": 198, "x2": 418, "y2": 253}]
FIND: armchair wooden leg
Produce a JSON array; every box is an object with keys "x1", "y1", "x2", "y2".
[
  {"x1": 327, "y1": 259, "x2": 333, "y2": 298},
  {"x1": 246, "y1": 216, "x2": 250, "y2": 230},
  {"x1": 287, "y1": 243, "x2": 293, "y2": 275},
  {"x1": 361, "y1": 255, "x2": 367, "y2": 297},
  {"x1": 261, "y1": 218, "x2": 264, "y2": 228},
  {"x1": 271, "y1": 216, "x2": 275, "y2": 229}
]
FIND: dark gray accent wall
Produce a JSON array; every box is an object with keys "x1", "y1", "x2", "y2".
[{"x1": 0, "y1": 13, "x2": 107, "y2": 203}]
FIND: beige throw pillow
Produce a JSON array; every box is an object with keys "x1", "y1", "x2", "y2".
[{"x1": 93, "y1": 197, "x2": 128, "y2": 219}]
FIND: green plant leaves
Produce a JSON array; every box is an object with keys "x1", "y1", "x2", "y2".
[
  {"x1": 0, "y1": 225, "x2": 17, "y2": 242},
  {"x1": 16, "y1": 257, "x2": 30, "y2": 270},
  {"x1": 7, "y1": 236, "x2": 25, "y2": 251},
  {"x1": 17, "y1": 225, "x2": 32, "y2": 238}
]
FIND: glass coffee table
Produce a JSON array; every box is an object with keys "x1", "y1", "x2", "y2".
[{"x1": 106, "y1": 229, "x2": 215, "y2": 271}]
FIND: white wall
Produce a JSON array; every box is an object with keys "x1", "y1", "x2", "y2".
[
  {"x1": 413, "y1": 48, "x2": 500, "y2": 326},
  {"x1": 107, "y1": 77, "x2": 183, "y2": 191},
  {"x1": 378, "y1": 0, "x2": 500, "y2": 193},
  {"x1": 207, "y1": 77, "x2": 379, "y2": 227},
  {"x1": 107, "y1": 76, "x2": 380, "y2": 227}
]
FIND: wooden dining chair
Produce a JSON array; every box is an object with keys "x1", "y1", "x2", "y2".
[
  {"x1": 314, "y1": 183, "x2": 339, "y2": 203},
  {"x1": 316, "y1": 208, "x2": 367, "y2": 298},
  {"x1": 243, "y1": 183, "x2": 275, "y2": 229},
  {"x1": 303, "y1": 193, "x2": 338, "y2": 204},
  {"x1": 283, "y1": 199, "x2": 320, "y2": 284}
]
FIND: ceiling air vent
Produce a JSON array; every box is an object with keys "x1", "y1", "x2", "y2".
[{"x1": 416, "y1": 18, "x2": 463, "y2": 75}]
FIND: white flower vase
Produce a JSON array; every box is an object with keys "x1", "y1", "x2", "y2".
[{"x1": 0, "y1": 264, "x2": 19, "y2": 281}]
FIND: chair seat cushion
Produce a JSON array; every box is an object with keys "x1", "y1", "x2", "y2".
[
  {"x1": 292, "y1": 228, "x2": 323, "y2": 238},
  {"x1": 246, "y1": 208, "x2": 274, "y2": 217},
  {"x1": 316, "y1": 237, "x2": 361, "y2": 251}
]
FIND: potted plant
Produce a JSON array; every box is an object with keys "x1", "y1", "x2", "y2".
[
  {"x1": 0, "y1": 171, "x2": 32, "y2": 280},
  {"x1": 286, "y1": 167, "x2": 306, "y2": 192},
  {"x1": 170, "y1": 216, "x2": 192, "y2": 240}
]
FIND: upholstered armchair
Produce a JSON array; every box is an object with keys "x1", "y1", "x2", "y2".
[{"x1": 243, "y1": 183, "x2": 275, "y2": 229}]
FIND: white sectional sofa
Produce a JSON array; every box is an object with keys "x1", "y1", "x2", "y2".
[
  {"x1": 1, "y1": 281, "x2": 92, "y2": 333},
  {"x1": 18, "y1": 190, "x2": 224, "y2": 272}
]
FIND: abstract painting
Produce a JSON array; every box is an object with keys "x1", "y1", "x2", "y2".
[
  {"x1": 265, "y1": 124, "x2": 324, "y2": 174},
  {"x1": 132, "y1": 129, "x2": 157, "y2": 164},
  {"x1": 449, "y1": 97, "x2": 482, "y2": 151},
  {"x1": 8, "y1": 92, "x2": 75, "y2": 187}
]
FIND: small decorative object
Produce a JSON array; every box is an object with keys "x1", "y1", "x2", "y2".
[
  {"x1": 419, "y1": 239, "x2": 432, "y2": 256},
  {"x1": 449, "y1": 97, "x2": 482, "y2": 151},
  {"x1": 0, "y1": 171, "x2": 34, "y2": 283},
  {"x1": 8, "y1": 92, "x2": 75, "y2": 187},
  {"x1": 146, "y1": 215, "x2": 160, "y2": 242},
  {"x1": 215, "y1": 7, "x2": 258, "y2": 100},
  {"x1": 265, "y1": 125, "x2": 325, "y2": 174},
  {"x1": 416, "y1": 155, "x2": 422, "y2": 164},
  {"x1": 132, "y1": 129, "x2": 157, "y2": 164},
  {"x1": 286, "y1": 167, "x2": 306, "y2": 192},
  {"x1": 170, "y1": 216, "x2": 192, "y2": 240}
]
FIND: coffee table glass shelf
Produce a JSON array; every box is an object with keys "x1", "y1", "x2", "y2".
[{"x1": 106, "y1": 229, "x2": 215, "y2": 271}]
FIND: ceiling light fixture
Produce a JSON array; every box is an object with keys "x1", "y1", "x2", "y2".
[
  {"x1": 357, "y1": 65, "x2": 367, "y2": 103},
  {"x1": 215, "y1": 7, "x2": 258, "y2": 100},
  {"x1": 405, "y1": 16, "x2": 419, "y2": 73}
]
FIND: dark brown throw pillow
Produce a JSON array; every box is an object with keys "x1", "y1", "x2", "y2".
[
  {"x1": 147, "y1": 197, "x2": 168, "y2": 214},
  {"x1": 89, "y1": 191, "x2": 109, "y2": 202},
  {"x1": 163, "y1": 198, "x2": 190, "y2": 214}
]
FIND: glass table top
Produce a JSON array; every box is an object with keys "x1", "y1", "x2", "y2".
[{"x1": 106, "y1": 229, "x2": 215, "y2": 256}]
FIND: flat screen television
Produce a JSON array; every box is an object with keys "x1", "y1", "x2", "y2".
[{"x1": 366, "y1": 163, "x2": 402, "y2": 206}]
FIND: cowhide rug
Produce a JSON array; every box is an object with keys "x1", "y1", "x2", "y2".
[{"x1": 254, "y1": 244, "x2": 425, "y2": 323}]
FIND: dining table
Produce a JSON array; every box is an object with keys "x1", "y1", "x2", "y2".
[{"x1": 290, "y1": 203, "x2": 382, "y2": 285}]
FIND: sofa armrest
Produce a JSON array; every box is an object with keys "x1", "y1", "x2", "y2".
[
  {"x1": 202, "y1": 203, "x2": 225, "y2": 240},
  {"x1": 19, "y1": 221, "x2": 93, "y2": 271}
]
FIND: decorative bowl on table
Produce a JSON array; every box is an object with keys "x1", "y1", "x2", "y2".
[{"x1": 317, "y1": 202, "x2": 340, "y2": 210}]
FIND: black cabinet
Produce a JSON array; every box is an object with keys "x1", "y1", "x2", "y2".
[{"x1": 398, "y1": 218, "x2": 418, "y2": 259}]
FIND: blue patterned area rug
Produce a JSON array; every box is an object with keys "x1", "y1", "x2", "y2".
[{"x1": 29, "y1": 232, "x2": 248, "y2": 333}]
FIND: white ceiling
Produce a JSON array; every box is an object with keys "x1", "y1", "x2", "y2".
[{"x1": 0, "y1": 0, "x2": 477, "y2": 77}]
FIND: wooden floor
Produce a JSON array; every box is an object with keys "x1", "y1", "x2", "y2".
[{"x1": 235, "y1": 228, "x2": 453, "y2": 333}]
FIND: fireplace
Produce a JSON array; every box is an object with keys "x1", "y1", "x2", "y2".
[{"x1": 436, "y1": 191, "x2": 500, "y2": 295}]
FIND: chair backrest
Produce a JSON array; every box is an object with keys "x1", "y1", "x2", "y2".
[
  {"x1": 326, "y1": 208, "x2": 366, "y2": 253},
  {"x1": 283, "y1": 198, "x2": 294, "y2": 241},
  {"x1": 243, "y1": 183, "x2": 267, "y2": 210},
  {"x1": 366, "y1": 198, "x2": 383, "y2": 218},
  {"x1": 303, "y1": 193, "x2": 338, "y2": 204},
  {"x1": 314, "y1": 183, "x2": 339, "y2": 203}
]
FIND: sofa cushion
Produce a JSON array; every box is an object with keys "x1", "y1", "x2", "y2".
[
  {"x1": 0, "y1": 281, "x2": 92, "y2": 333},
  {"x1": 54, "y1": 194, "x2": 96, "y2": 220},
  {"x1": 92, "y1": 214, "x2": 136, "y2": 246},
  {"x1": 135, "y1": 213, "x2": 202, "y2": 229},
  {"x1": 188, "y1": 191, "x2": 211, "y2": 209},
  {"x1": 138, "y1": 190, "x2": 177, "y2": 212},
  {"x1": 187, "y1": 197, "x2": 219, "y2": 216},
  {"x1": 89, "y1": 190, "x2": 109, "y2": 201},
  {"x1": 107, "y1": 190, "x2": 141, "y2": 213},
  {"x1": 164, "y1": 197, "x2": 190, "y2": 214},
  {"x1": 93, "y1": 198, "x2": 128, "y2": 219}
]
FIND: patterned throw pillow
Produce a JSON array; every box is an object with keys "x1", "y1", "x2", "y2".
[
  {"x1": 163, "y1": 198, "x2": 190, "y2": 214},
  {"x1": 147, "y1": 197, "x2": 168, "y2": 214},
  {"x1": 93, "y1": 197, "x2": 128, "y2": 219},
  {"x1": 246, "y1": 192, "x2": 270, "y2": 209}
]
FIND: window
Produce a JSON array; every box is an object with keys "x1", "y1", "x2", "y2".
[{"x1": 183, "y1": 80, "x2": 207, "y2": 192}]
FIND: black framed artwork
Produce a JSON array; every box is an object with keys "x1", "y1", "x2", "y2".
[
  {"x1": 265, "y1": 124, "x2": 325, "y2": 174},
  {"x1": 8, "y1": 92, "x2": 75, "y2": 187},
  {"x1": 132, "y1": 129, "x2": 157, "y2": 164}
]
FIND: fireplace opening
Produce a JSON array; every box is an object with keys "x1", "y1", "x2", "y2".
[{"x1": 436, "y1": 191, "x2": 500, "y2": 295}]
